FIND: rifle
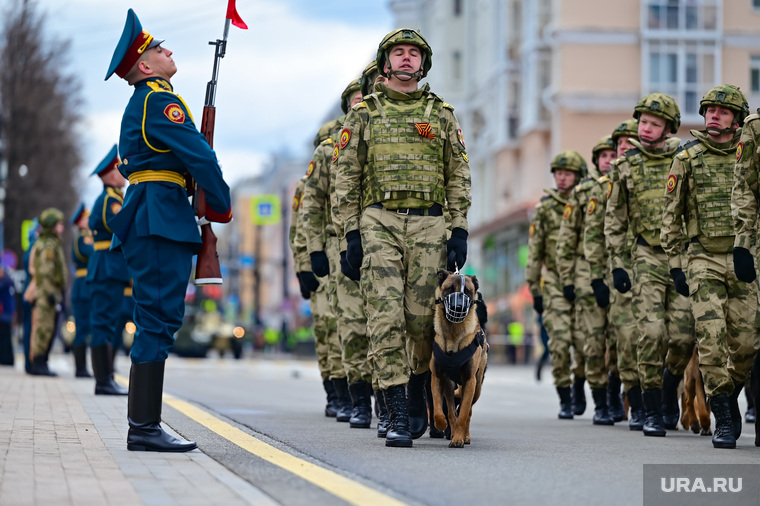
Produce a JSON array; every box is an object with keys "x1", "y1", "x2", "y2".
[{"x1": 193, "y1": 18, "x2": 232, "y2": 285}]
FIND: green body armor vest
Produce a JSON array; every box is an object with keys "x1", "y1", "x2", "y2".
[
  {"x1": 362, "y1": 93, "x2": 447, "y2": 207},
  {"x1": 626, "y1": 149, "x2": 673, "y2": 240}
]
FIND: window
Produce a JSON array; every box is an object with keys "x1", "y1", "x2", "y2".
[
  {"x1": 751, "y1": 56, "x2": 760, "y2": 94},
  {"x1": 645, "y1": 0, "x2": 719, "y2": 31},
  {"x1": 454, "y1": 0, "x2": 462, "y2": 16},
  {"x1": 754, "y1": 0, "x2": 760, "y2": 10}
]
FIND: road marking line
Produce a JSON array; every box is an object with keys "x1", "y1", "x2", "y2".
[{"x1": 115, "y1": 374, "x2": 406, "y2": 506}]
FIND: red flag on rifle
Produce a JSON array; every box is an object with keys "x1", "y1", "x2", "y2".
[{"x1": 226, "y1": 0, "x2": 248, "y2": 29}]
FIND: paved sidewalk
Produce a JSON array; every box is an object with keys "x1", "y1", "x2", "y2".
[{"x1": 0, "y1": 354, "x2": 277, "y2": 506}]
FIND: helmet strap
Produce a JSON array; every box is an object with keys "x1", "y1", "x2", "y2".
[
  {"x1": 705, "y1": 126, "x2": 736, "y2": 136},
  {"x1": 639, "y1": 130, "x2": 669, "y2": 147},
  {"x1": 385, "y1": 50, "x2": 425, "y2": 82}
]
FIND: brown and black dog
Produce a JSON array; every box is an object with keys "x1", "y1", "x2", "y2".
[
  {"x1": 430, "y1": 270, "x2": 488, "y2": 448},
  {"x1": 680, "y1": 345, "x2": 711, "y2": 436}
]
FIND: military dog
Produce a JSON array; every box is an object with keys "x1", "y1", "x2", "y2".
[
  {"x1": 430, "y1": 270, "x2": 488, "y2": 448},
  {"x1": 680, "y1": 345, "x2": 711, "y2": 435}
]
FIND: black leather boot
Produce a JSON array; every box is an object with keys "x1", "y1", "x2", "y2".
[
  {"x1": 375, "y1": 390, "x2": 389, "y2": 438},
  {"x1": 323, "y1": 378, "x2": 338, "y2": 417},
  {"x1": 627, "y1": 385, "x2": 645, "y2": 430},
  {"x1": 383, "y1": 385, "x2": 412, "y2": 447},
  {"x1": 72, "y1": 344, "x2": 92, "y2": 378},
  {"x1": 557, "y1": 386, "x2": 573, "y2": 419},
  {"x1": 608, "y1": 373, "x2": 625, "y2": 422},
  {"x1": 661, "y1": 368, "x2": 682, "y2": 430},
  {"x1": 425, "y1": 373, "x2": 444, "y2": 438},
  {"x1": 332, "y1": 377, "x2": 352, "y2": 422},
  {"x1": 745, "y1": 383, "x2": 755, "y2": 423},
  {"x1": 29, "y1": 355, "x2": 57, "y2": 376},
  {"x1": 572, "y1": 376, "x2": 587, "y2": 415},
  {"x1": 729, "y1": 382, "x2": 743, "y2": 440},
  {"x1": 642, "y1": 388, "x2": 666, "y2": 437},
  {"x1": 348, "y1": 381, "x2": 373, "y2": 428},
  {"x1": 127, "y1": 361, "x2": 197, "y2": 452},
  {"x1": 91, "y1": 345, "x2": 127, "y2": 395},
  {"x1": 710, "y1": 394, "x2": 736, "y2": 449},
  {"x1": 407, "y1": 371, "x2": 428, "y2": 439},
  {"x1": 592, "y1": 388, "x2": 614, "y2": 425}
]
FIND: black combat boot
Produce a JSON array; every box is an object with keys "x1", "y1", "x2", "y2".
[
  {"x1": 425, "y1": 373, "x2": 445, "y2": 438},
  {"x1": 746, "y1": 385, "x2": 756, "y2": 423},
  {"x1": 91, "y1": 345, "x2": 128, "y2": 395},
  {"x1": 29, "y1": 355, "x2": 57, "y2": 376},
  {"x1": 572, "y1": 376, "x2": 587, "y2": 416},
  {"x1": 729, "y1": 382, "x2": 743, "y2": 440},
  {"x1": 72, "y1": 344, "x2": 92, "y2": 378},
  {"x1": 592, "y1": 388, "x2": 614, "y2": 425},
  {"x1": 661, "y1": 368, "x2": 682, "y2": 430},
  {"x1": 407, "y1": 371, "x2": 429, "y2": 439},
  {"x1": 557, "y1": 386, "x2": 573, "y2": 419},
  {"x1": 348, "y1": 381, "x2": 373, "y2": 428},
  {"x1": 332, "y1": 377, "x2": 352, "y2": 422},
  {"x1": 323, "y1": 378, "x2": 338, "y2": 417},
  {"x1": 608, "y1": 373, "x2": 625, "y2": 422},
  {"x1": 383, "y1": 385, "x2": 412, "y2": 447},
  {"x1": 127, "y1": 361, "x2": 197, "y2": 452},
  {"x1": 627, "y1": 385, "x2": 645, "y2": 430},
  {"x1": 710, "y1": 395, "x2": 736, "y2": 449},
  {"x1": 375, "y1": 390, "x2": 389, "y2": 438},
  {"x1": 641, "y1": 388, "x2": 667, "y2": 437}
]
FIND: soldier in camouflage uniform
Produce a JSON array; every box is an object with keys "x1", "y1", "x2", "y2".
[
  {"x1": 288, "y1": 175, "x2": 340, "y2": 418},
  {"x1": 304, "y1": 79, "x2": 376, "y2": 429},
  {"x1": 584, "y1": 119, "x2": 645, "y2": 430},
  {"x1": 605, "y1": 93, "x2": 695, "y2": 437},
  {"x1": 557, "y1": 138, "x2": 620, "y2": 425},
  {"x1": 662, "y1": 85, "x2": 756, "y2": 449},
  {"x1": 28, "y1": 208, "x2": 66, "y2": 376},
  {"x1": 335, "y1": 29, "x2": 471, "y2": 448},
  {"x1": 526, "y1": 151, "x2": 584, "y2": 419}
]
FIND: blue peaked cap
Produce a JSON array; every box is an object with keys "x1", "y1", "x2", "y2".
[
  {"x1": 70, "y1": 203, "x2": 87, "y2": 225},
  {"x1": 91, "y1": 144, "x2": 120, "y2": 177},
  {"x1": 105, "y1": 9, "x2": 163, "y2": 81}
]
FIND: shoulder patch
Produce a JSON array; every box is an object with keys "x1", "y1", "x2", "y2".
[
  {"x1": 737, "y1": 142, "x2": 743, "y2": 162},
  {"x1": 332, "y1": 145, "x2": 340, "y2": 164},
  {"x1": 110, "y1": 202, "x2": 122, "y2": 214},
  {"x1": 292, "y1": 195, "x2": 300, "y2": 211},
  {"x1": 456, "y1": 129, "x2": 466, "y2": 149},
  {"x1": 306, "y1": 160, "x2": 315, "y2": 178},
  {"x1": 587, "y1": 198, "x2": 597, "y2": 215},
  {"x1": 666, "y1": 174, "x2": 677, "y2": 193},
  {"x1": 606, "y1": 181, "x2": 613, "y2": 199},
  {"x1": 563, "y1": 204, "x2": 573, "y2": 220},
  {"x1": 529, "y1": 223, "x2": 535, "y2": 238},
  {"x1": 163, "y1": 103, "x2": 185, "y2": 124},
  {"x1": 339, "y1": 128, "x2": 352, "y2": 149}
]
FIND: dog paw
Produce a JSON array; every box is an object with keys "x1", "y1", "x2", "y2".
[
  {"x1": 464, "y1": 435, "x2": 471, "y2": 445},
  {"x1": 700, "y1": 427, "x2": 712, "y2": 436},
  {"x1": 690, "y1": 422, "x2": 700, "y2": 434},
  {"x1": 449, "y1": 439, "x2": 465, "y2": 448}
]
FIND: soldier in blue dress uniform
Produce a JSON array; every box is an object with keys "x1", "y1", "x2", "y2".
[
  {"x1": 70, "y1": 203, "x2": 93, "y2": 377},
  {"x1": 106, "y1": 9, "x2": 231, "y2": 452},
  {"x1": 87, "y1": 146, "x2": 130, "y2": 395}
]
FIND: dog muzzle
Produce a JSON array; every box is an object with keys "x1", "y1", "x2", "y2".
[{"x1": 440, "y1": 276, "x2": 471, "y2": 323}]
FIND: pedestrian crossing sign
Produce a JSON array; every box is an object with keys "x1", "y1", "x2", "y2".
[{"x1": 250, "y1": 195, "x2": 281, "y2": 225}]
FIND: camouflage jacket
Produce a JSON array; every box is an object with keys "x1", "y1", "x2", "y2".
[
  {"x1": 288, "y1": 176, "x2": 311, "y2": 273},
  {"x1": 661, "y1": 130, "x2": 739, "y2": 268},
  {"x1": 526, "y1": 189, "x2": 569, "y2": 297},
  {"x1": 556, "y1": 167, "x2": 601, "y2": 287},
  {"x1": 732, "y1": 112, "x2": 760, "y2": 251},
  {"x1": 605, "y1": 137, "x2": 681, "y2": 271},
  {"x1": 334, "y1": 83, "x2": 471, "y2": 237},
  {"x1": 32, "y1": 231, "x2": 66, "y2": 301}
]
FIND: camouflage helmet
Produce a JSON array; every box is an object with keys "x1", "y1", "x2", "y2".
[
  {"x1": 551, "y1": 150, "x2": 587, "y2": 176},
  {"x1": 360, "y1": 61, "x2": 381, "y2": 97},
  {"x1": 633, "y1": 93, "x2": 681, "y2": 133},
  {"x1": 340, "y1": 79, "x2": 362, "y2": 114},
  {"x1": 377, "y1": 28, "x2": 432, "y2": 80},
  {"x1": 611, "y1": 119, "x2": 639, "y2": 141},
  {"x1": 698, "y1": 84, "x2": 749, "y2": 125},
  {"x1": 39, "y1": 207, "x2": 64, "y2": 229},
  {"x1": 591, "y1": 135, "x2": 616, "y2": 167}
]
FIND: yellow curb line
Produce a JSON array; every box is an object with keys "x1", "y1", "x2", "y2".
[{"x1": 114, "y1": 373, "x2": 407, "y2": 506}]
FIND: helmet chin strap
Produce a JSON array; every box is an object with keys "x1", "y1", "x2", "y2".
[
  {"x1": 638, "y1": 131, "x2": 669, "y2": 147},
  {"x1": 705, "y1": 125, "x2": 737, "y2": 136},
  {"x1": 385, "y1": 51, "x2": 424, "y2": 81}
]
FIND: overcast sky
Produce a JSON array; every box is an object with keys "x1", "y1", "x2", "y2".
[{"x1": 30, "y1": 0, "x2": 394, "y2": 203}]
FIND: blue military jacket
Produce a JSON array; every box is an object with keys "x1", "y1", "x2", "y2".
[
  {"x1": 71, "y1": 229, "x2": 93, "y2": 300},
  {"x1": 87, "y1": 185, "x2": 130, "y2": 283},
  {"x1": 110, "y1": 77, "x2": 231, "y2": 251}
]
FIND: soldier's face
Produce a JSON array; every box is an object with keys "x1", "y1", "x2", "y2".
[
  {"x1": 386, "y1": 44, "x2": 422, "y2": 80},
  {"x1": 143, "y1": 45, "x2": 177, "y2": 80},
  {"x1": 349, "y1": 91, "x2": 362, "y2": 109},
  {"x1": 704, "y1": 105, "x2": 736, "y2": 134},
  {"x1": 553, "y1": 169, "x2": 577, "y2": 193},
  {"x1": 54, "y1": 222, "x2": 64, "y2": 237},
  {"x1": 597, "y1": 149, "x2": 616, "y2": 174},
  {"x1": 616, "y1": 135, "x2": 635, "y2": 157},
  {"x1": 76, "y1": 214, "x2": 89, "y2": 230},
  {"x1": 638, "y1": 113, "x2": 667, "y2": 146}
]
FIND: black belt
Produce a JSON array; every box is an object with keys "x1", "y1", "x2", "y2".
[
  {"x1": 636, "y1": 235, "x2": 665, "y2": 253},
  {"x1": 368, "y1": 203, "x2": 443, "y2": 217}
]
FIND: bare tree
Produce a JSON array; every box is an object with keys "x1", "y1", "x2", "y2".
[{"x1": 0, "y1": 0, "x2": 81, "y2": 262}]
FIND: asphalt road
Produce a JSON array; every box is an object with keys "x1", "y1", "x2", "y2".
[{"x1": 158, "y1": 355, "x2": 759, "y2": 506}]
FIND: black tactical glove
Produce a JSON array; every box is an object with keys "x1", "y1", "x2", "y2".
[
  {"x1": 562, "y1": 285, "x2": 576, "y2": 302},
  {"x1": 340, "y1": 250, "x2": 360, "y2": 281},
  {"x1": 533, "y1": 296, "x2": 544, "y2": 315},
  {"x1": 310, "y1": 251, "x2": 330, "y2": 277},
  {"x1": 346, "y1": 230, "x2": 363, "y2": 270},
  {"x1": 295, "y1": 273, "x2": 311, "y2": 300},
  {"x1": 47, "y1": 294, "x2": 56, "y2": 306},
  {"x1": 612, "y1": 268, "x2": 631, "y2": 294},
  {"x1": 446, "y1": 227, "x2": 468, "y2": 271},
  {"x1": 300, "y1": 271, "x2": 320, "y2": 293},
  {"x1": 590, "y1": 278, "x2": 610, "y2": 309},
  {"x1": 670, "y1": 268, "x2": 689, "y2": 297},
  {"x1": 733, "y1": 247, "x2": 757, "y2": 283}
]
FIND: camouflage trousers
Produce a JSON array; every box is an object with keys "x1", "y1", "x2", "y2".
[
  {"x1": 686, "y1": 244, "x2": 760, "y2": 397},
  {"x1": 359, "y1": 206, "x2": 445, "y2": 390},
  {"x1": 631, "y1": 241, "x2": 695, "y2": 389},
  {"x1": 576, "y1": 257, "x2": 611, "y2": 389},
  {"x1": 609, "y1": 287, "x2": 639, "y2": 392},
  {"x1": 311, "y1": 267, "x2": 341, "y2": 381},
  {"x1": 543, "y1": 270, "x2": 585, "y2": 388},
  {"x1": 331, "y1": 237, "x2": 373, "y2": 385},
  {"x1": 31, "y1": 298, "x2": 56, "y2": 358},
  {"x1": 324, "y1": 236, "x2": 345, "y2": 380}
]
